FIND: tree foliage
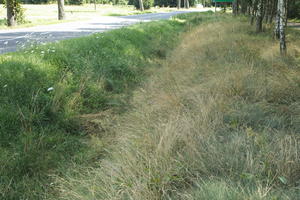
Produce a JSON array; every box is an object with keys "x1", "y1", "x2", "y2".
[{"x1": 288, "y1": 0, "x2": 300, "y2": 19}]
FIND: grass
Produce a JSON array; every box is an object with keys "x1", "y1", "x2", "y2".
[
  {"x1": 0, "y1": 12, "x2": 205, "y2": 199},
  {"x1": 54, "y1": 14, "x2": 300, "y2": 199},
  {"x1": 0, "y1": 4, "x2": 180, "y2": 29}
]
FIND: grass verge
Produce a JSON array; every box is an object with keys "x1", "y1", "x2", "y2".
[
  {"x1": 0, "y1": 12, "x2": 207, "y2": 199},
  {"x1": 55, "y1": 14, "x2": 300, "y2": 199}
]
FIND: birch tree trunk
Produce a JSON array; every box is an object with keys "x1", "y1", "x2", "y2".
[
  {"x1": 58, "y1": 0, "x2": 65, "y2": 20},
  {"x1": 6, "y1": 0, "x2": 16, "y2": 26},
  {"x1": 184, "y1": 0, "x2": 189, "y2": 9},
  {"x1": 139, "y1": 0, "x2": 144, "y2": 11},
  {"x1": 274, "y1": 0, "x2": 280, "y2": 38},
  {"x1": 278, "y1": 0, "x2": 287, "y2": 55},
  {"x1": 177, "y1": 0, "x2": 181, "y2": 9}
]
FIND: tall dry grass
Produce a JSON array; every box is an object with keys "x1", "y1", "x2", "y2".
[{"x1": 55, "y1": 16, "x2": 300, "y2": 200}]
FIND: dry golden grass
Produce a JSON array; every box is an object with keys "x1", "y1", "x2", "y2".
[{"x1": 54, "y1": 16, "x2": 300, "y2": 200}]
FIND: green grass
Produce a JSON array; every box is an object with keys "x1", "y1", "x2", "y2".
[
  {"x1": 1, "y1": 12, "x2": 299, "y2": 200},
  {"x1": 0, "y1": 12, "x2": 207, "y2": 199},
  {"x1": 54, "y1": 14, "x2": 300, "y2": 200}
]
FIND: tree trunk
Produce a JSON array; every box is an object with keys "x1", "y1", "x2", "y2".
[
  {"x1": 268, "y1": 0, "x2": 276, "y2": 24},
  {"x1": 241, "y1": 0, "x2": 248, "y2": 14},
  {"x1": 256, "y1": 0, "x2": 264, "y2": 32},
  {"x1": 138, "y1": 0, "x2": 144, "y2": 11},
  {"x1": 233, "y1": 0, "x2": 238, "y2": 15},
  {"x1": 274, "y1": 0, "x2": 280, "y2": 38},
  {"x1": 6, "y1": 0, "x2": 16, "y2": 26},
  {"x1": 184, "y1": 0, "x2": 189, "y2": 9},
  {"x1": 58, "y1": 0, "x2": 65, "y2": 20},
  {"x1": 278, "y1": 0, "x2": 287, "y2": 55},
  {"x1": 250, "y1": 0, "x2": 258, "y2": 25},
  {"x1": 177, "y1": 0, "x2": 181, "y2": 9},
  {"x1": 264, "y1": 0, "x2": 270, "y2": 23}
]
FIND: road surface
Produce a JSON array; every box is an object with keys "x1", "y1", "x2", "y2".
[{"x1": 0, "y1": 10, "x2": 210, "y2": 54}]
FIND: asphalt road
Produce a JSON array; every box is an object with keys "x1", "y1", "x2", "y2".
[{"x1": 0, "y1": 10, "x2": 209, "y2": 54}]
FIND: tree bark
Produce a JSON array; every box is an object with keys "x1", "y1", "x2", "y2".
[
  {"x1": 58, "y1": 0, "x2": 65, "y2": 20},
  {"x1": 268, "y1": 0, "x2": 276, "y2": 24},
  {"x1": 6, "y1": 0, "x2": 16, "y2": 26},
  {"x1": 177, "y1": 0, "x2": 181, "y2": 9},
  {"x1": 233, "y1": 0, "x2": 238, "y2": 15},
  {"x1": 138, "y1": 0, "x2": 144, "y2": 11},
  {"x1": 250, "y1": 0, "x2": 258, "y2": 25},
  {"x1": 184, "y1": 0, "x2": 189, "y2": 9},
  {"x1": 278, "y1": 0, "x2": 287, "y2": 55},
  {"x1": 241, "y1": 0, "x2": 248, "y2": 14},
  {"x1": 274, "y1": 0, "x2": 280, "y2": 38},
  {"x1": 264, "y1": 0, "x2": 270, "y2": 23},
  {"x1": 256, "y1": 0, "x2": 264, "y2": 32}
]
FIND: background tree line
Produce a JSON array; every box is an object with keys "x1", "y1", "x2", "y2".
[
  {"x1": 0, "y1": 0, "x2": 198, "y2": 7},
  {"x1": 232, "y1": 0, "x2": 299, "y2": 55}
]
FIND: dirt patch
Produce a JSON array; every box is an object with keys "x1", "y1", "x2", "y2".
[{"x1": 288, "y1": 22, "x2": 300, "y2": 30}]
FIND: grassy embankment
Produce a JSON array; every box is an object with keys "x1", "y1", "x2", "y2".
[
  {"x1": 0, "y1": 13, "x2": 202, "y2": 199},
  {"x1": 55, "y1": 14, "x2": 300, "y2": 199},
  {"x1": 1, "y1": 12, "x2": 299, "y2": 200}
]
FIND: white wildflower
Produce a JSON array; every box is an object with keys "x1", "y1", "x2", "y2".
[{"x1": 47, "y1": 87, "x2": 54, "y2": 92}]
